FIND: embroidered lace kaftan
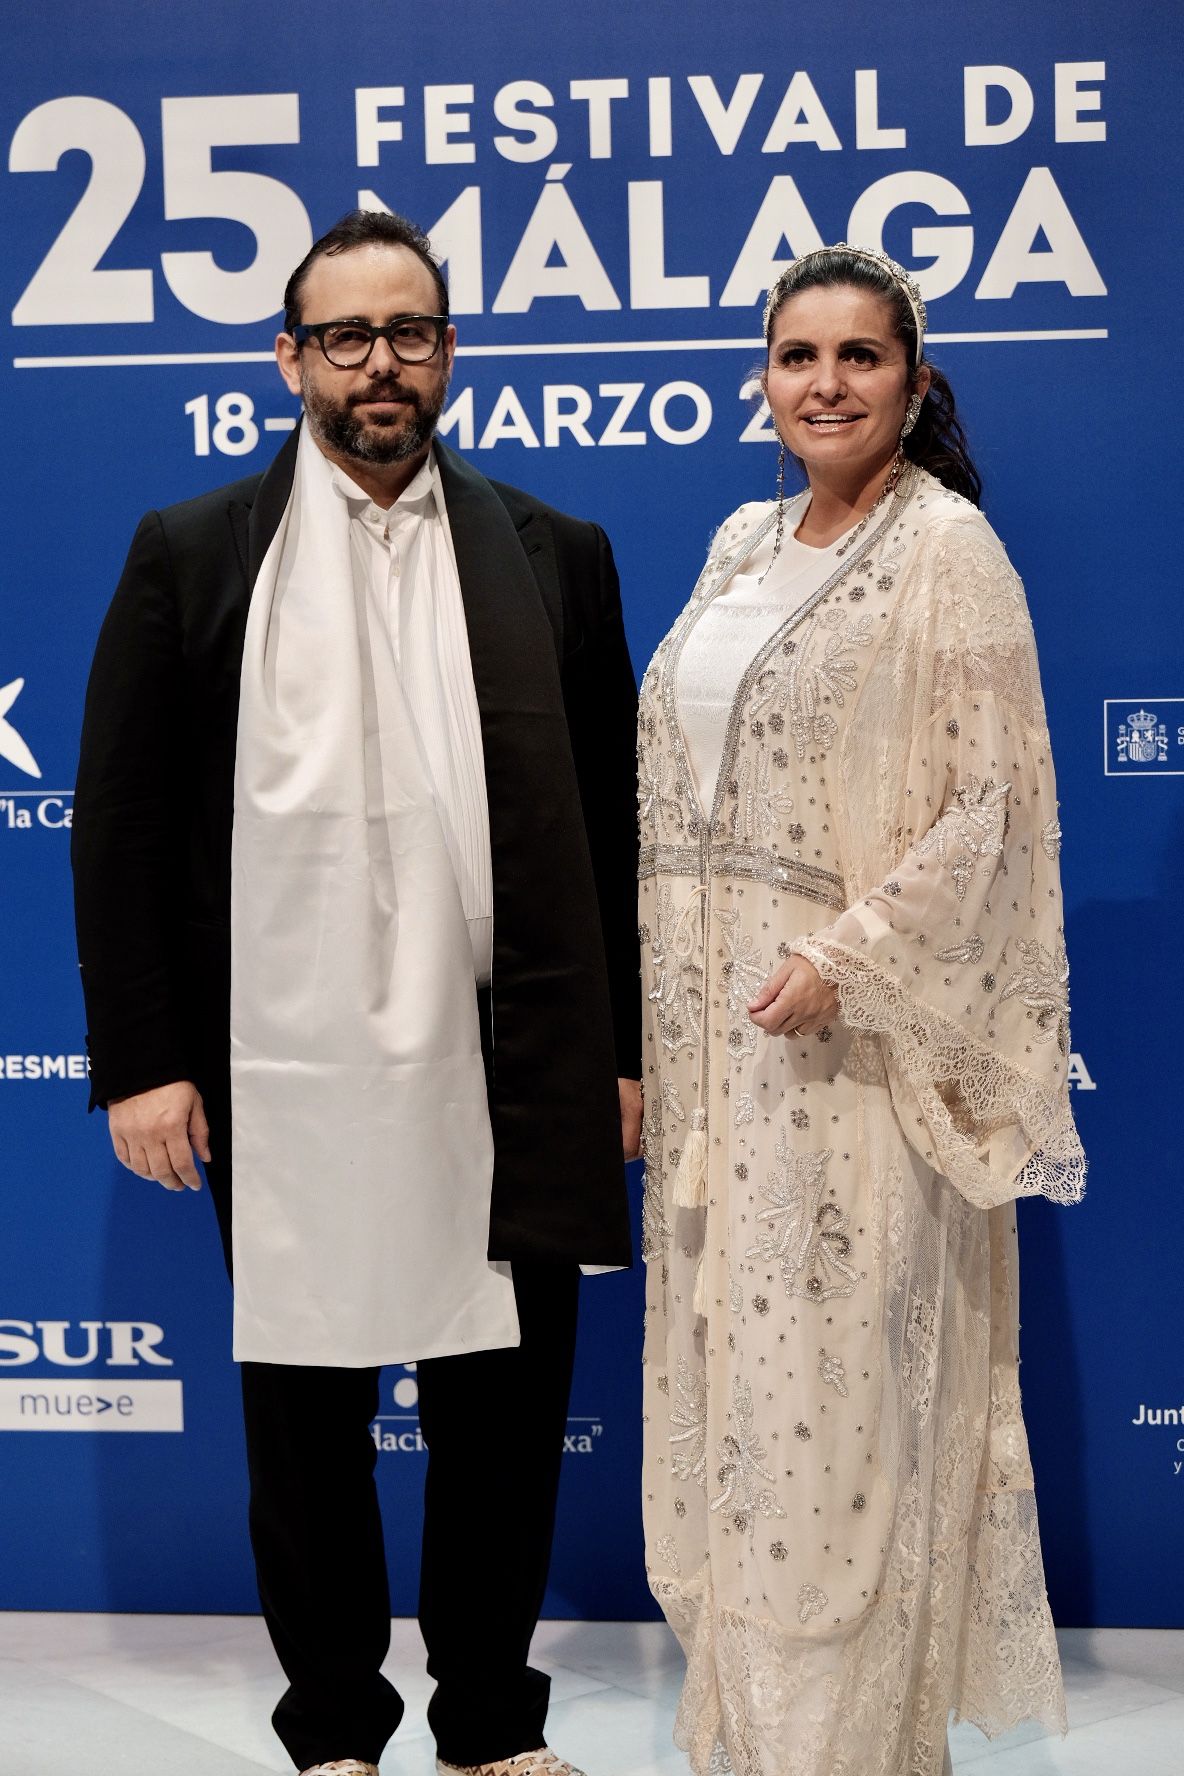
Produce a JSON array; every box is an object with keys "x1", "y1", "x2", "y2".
[{"x1": 638, "y1": 468, "x2": 1083, "y2": 1776}]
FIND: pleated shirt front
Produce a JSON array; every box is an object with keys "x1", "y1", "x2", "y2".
[{"x1": 332, "y1": 449, "x2": 493, "y2": 984}]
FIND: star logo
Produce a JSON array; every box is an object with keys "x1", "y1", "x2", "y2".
[{"x1": 0, "y1": 678, "x2": 42, "y2": 780}]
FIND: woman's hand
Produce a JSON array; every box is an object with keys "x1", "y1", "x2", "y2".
[{"x1": 748, "y1": 955, "x2": 839, "y2": 1039}]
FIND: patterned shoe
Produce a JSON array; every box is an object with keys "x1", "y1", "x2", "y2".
[
  {"x1": 437, "y1": 1751, "x2": 588, "y2": 1776},
  {"x1": 299, "y1": 1762, "x2": 381, "y2": 1776}
]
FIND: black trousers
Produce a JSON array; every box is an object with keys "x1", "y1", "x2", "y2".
[{"x1": 239, "y1": 1262, "x2": 579, "y2": 1770}]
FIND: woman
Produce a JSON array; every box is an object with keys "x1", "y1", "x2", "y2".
[{"x1": 638, "y1": 244, "x2": 1084, "y2": 1776}]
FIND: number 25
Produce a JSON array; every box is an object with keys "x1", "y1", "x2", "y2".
[{"x1": 9, "y1": 94, "x2": 312, "y2": 326}]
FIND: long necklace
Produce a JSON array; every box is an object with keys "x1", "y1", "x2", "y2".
[
  {"x1": 759, "y1": 446, "x2": 909, "y2": 588},
  {"x1": 832, "y1": 450, "x2": 907, "y2": 557}
]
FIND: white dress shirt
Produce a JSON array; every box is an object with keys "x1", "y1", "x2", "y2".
[{"x1": 326, "y1": 448, "x2": 494, "y2": 984}]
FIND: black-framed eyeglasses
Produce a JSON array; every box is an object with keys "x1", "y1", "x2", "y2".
[{"x1": 291, "y1": 315, "x2": 448, "y2": 367}]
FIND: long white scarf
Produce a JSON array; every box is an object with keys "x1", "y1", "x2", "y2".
[{"x1": 229, "y1": 428, "x2": 520, "y2": 1366}]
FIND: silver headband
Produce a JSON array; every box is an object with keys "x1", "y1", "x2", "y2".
[{"x1": 762, "y1": 243, "x2": 928, "y2": 367}]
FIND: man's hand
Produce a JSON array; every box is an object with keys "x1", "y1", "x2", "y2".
[
  {"x1": 107, "y1": 1081, "x2": 210, "y2": 1192},
  {"x1": 748, "y1": 956, "x2": 839, "y2": 1039},
  {"x1": 619, "y1": 1077, "x2": 643, "y2": 1161}
]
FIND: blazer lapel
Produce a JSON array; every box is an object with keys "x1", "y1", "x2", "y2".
[
  {"x1": 435, "y1": 442, "x2": 561, "y2": 691},
  {"x1": 512, "y1": 508, "x2": 565, "y2": 660},
  {"x1": 245, "y1": 423, "x2": 301, "y2": 588},
  {"x1": 433, "y1": 442, "x2": 624, "y2": 1257}
]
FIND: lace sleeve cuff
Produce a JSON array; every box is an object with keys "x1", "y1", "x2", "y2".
[{"x1": 791, "y1": 935, "x2": 1086, "y2": 1210}]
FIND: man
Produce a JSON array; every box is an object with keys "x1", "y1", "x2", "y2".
[{"x1": 72, "y1": 209, "x2": 641, "y2": 1776}]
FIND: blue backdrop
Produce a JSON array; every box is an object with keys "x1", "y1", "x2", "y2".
[{"x1": 2, "y1": 0, "x2": 1181, "y2": 1628}]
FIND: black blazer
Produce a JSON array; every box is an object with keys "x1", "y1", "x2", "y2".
[{"x1": 72, "y1": 433, "x2": 639, "y2": 1266}]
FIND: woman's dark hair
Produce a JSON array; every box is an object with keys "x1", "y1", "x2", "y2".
[
  {"x1": 282, "y1": 209, "x2": 449, "y2": 333},
  {"x1": 765, "y1": 248, "x2": 982, "y2": 507}
]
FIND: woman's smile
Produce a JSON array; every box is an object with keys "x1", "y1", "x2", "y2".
[{"x1": 800, "y1": 412, "x2": 865, "y2": 428}]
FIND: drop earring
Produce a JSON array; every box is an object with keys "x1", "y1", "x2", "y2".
[{"x1": 901, "y1": 393, "x2": 922, "y2": 439}]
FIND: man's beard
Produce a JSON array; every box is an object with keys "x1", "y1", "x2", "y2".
[{"x1": 301, "y1": 369, "x2": 448, "y2": 464}]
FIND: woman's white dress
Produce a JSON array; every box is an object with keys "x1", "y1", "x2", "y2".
[{"x1": 638, "y1": 469, "x2": 1083, "y2": 1776}]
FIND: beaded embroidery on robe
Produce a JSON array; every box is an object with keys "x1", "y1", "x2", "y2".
[{"x1": 639, "y1": 470, "x2": 1082, "y2": 1776}]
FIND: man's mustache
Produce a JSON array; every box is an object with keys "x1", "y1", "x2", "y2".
[{"x1": 347, "y1": 382, "x2": 420, "y2": 409}]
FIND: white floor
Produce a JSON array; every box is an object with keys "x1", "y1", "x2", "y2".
[{"x1": 0, "y1": 1614, "x2": 1180, "y2": 1775}]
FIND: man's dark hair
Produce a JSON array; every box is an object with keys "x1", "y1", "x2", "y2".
[{"x1": 282, "y1": 209, "x2": 449, "y2": 332}]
